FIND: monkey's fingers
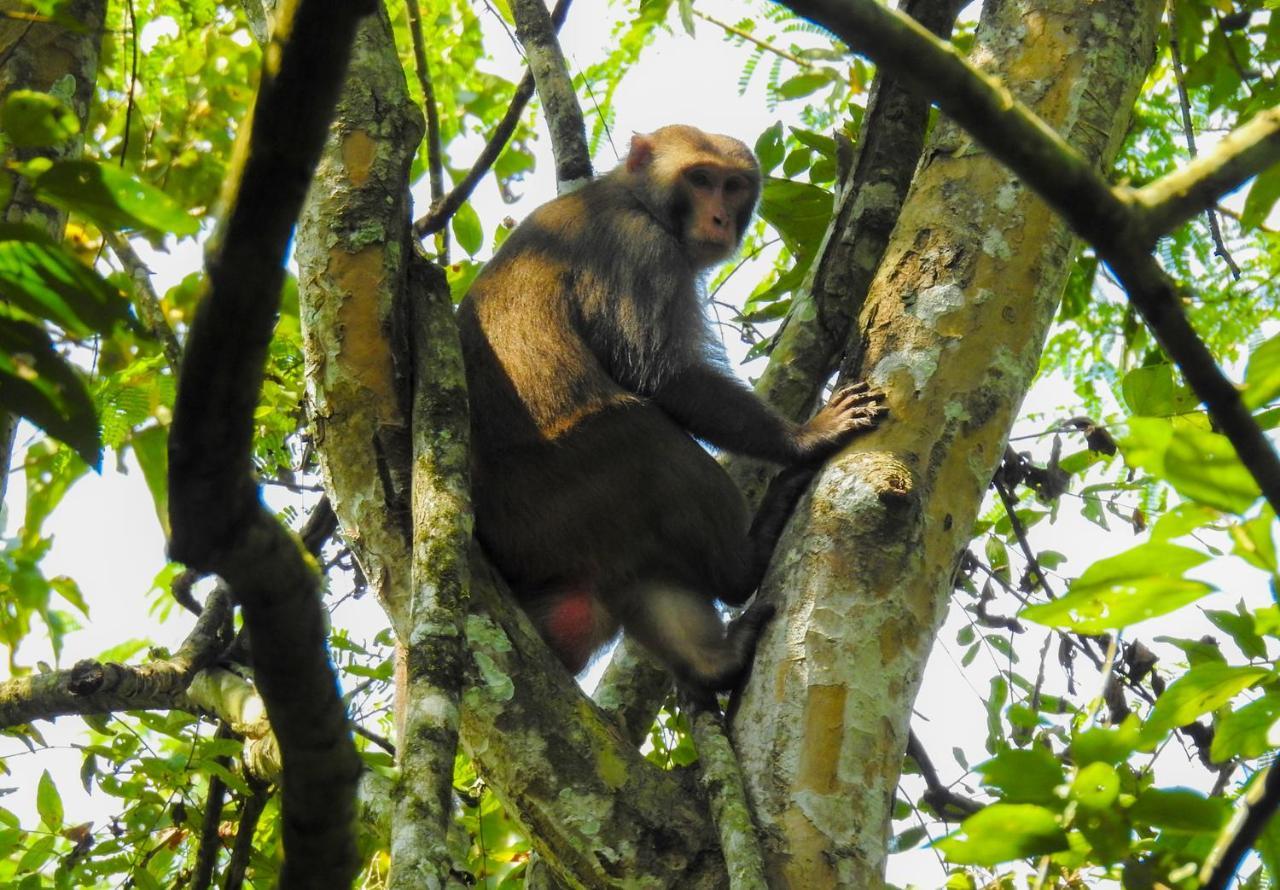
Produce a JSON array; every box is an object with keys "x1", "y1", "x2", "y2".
[{"x1": 829, "y1": 382, "x2": 887, "y2": 409}]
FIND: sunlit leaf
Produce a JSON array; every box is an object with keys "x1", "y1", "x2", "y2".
[
  {"x1": 1021, "y1": 541, "x2": 1214, "y2": 632},
  {"x1": 452, "y1": 201, "x2": 483, "y2": 257},
  {"x1": 1140, "y1": 662, "x2": 1269, "y2": 747},
  {"x1": 977, "y1": 747, "x2": 1064, "y2": 805},
  {"x1": 936, "y1": 804, "x2": 1069, "y2": 866},
  {"x1": 36, "y1": 769, "x2": 62, "y2": 830},
  {"x1": 1, "y1": 91, "x2": 79, "y2": 147},
  {"x1": 37, "y1": 160, "x2": 199, "y2": 238},
  {"x1": 1130, "y1": 787, "x2": 1227, "y2": 832},
  {"x1": 0, "y1": 317, "x2": 100, "y2": 467},
  {"x1": 1211, "y1": 692, "x2": 1280, "y2": 761},
  {"x1": 0, "y1": 223, "x2": 135, "y2": 336}
]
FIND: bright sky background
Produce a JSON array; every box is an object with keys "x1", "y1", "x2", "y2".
[{"x1": 0, "y1": 2, "x2": 1275, "y2": 887}]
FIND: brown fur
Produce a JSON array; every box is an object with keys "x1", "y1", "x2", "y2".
[{"x1": 458, "y1": 125, "x2": 885, "y2": 698}]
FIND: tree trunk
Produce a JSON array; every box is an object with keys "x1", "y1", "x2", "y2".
[{"x1": 731, "y1": 1, "x2": 1162, "y2": 885}]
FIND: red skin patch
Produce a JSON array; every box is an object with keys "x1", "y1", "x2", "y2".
[{"x1": 543, "y1": 586, "x2": 601, "y2": 675}]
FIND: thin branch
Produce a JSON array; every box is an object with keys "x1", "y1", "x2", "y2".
[
  {"x1": 105, "y1": 232, "x2": 183, "y2": 372},
  {"x1": 192, "y1": 722, "x2": 236, "y2": 890},
  {"x1": 1132, "y1": 106, "x2": 1280, "y2": 243},
  {"x1": 906, "y1": 730, "x2": 982, "y2": 820},
  {"x1": 353, "y1": 722, "x2": 396, "y2": 757},
  {"x1": 683, "y1": 698, "x2": 768, "y2": 890},
  {"x1": 694, "y1": 8, "x2": 814, "y2": 68},
  {"x1": 510, "y1": 0, "x2": 591, "y2": 187},
  {"x1": 405, "y1": 0, "x2": 449, "y2": 262},
  {"x1": 222, "y1": 782, "x2": 271, "y2": 890},
  {"x1": 1200, "y1": 764, "x2": 1280, "y2": 890},
  {"x1": 414, "y1": 0, "x2": 572, "y2": 238},
  {"x1": 1160, "y1": 1, "x2": 1240, "y2": 277}
]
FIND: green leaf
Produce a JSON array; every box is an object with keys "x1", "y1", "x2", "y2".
[
  {"x1": 1164, "y1": 426, "x2": 1261, "y2": 514},
  {"x1": 1070, "y1": 762, "x2": 1121, "y2": 811},
  {"x1": 935, "y1": 804, "x2": 1069, "y2": 866},
  {"x1": 758, "y1": 177, "x2": 832, "y2": 259},
  {"x1": 1130, "y1": 788, "x2": 1227, "y2": 832},
  {"x1": 1231, "y1": 506, "x2": 1278, "y2": 573},
  {"x1": 890, "y1": 825, "x2": 929, "y2": 852},
  {"x1": 976, "y1": 747, "x2": 1064, "y2": 805},
  {"x1": 1121, "y1": 364, "x2": 1197, "y2": 416},
  {"x1": 17, "y1": 834, "x2": 56, "y2": 873},
  {"x1": 1244, "y1": 333, "x2": 1280, "y2": 409},
  {"x1": 1140, "y1": 662, "x2": 1269, "y2": 747},
  {"x1": 1204, "y1": 604, "x2": 1268, "y2": 659},
  {"x1": 1, "y1": 91, "x2": 79, "y2": 147},
  {"x1": 37, "y1": 160, "x2": 199, "y2": 238},
  {"x1": 0, "y1": 317, "x2": 101, "y2": 467},
  {"x1": 131, "y1": 425, "x2": 170, "y2": 538},
  {"x1": 1123, "y1": 417, "x2": 1261, "y2": 514},
  {"x1": 0, "y1": 223, "x2": 136, "y2": 336},
  {"x1": 451, "y1": 201, "x2": 483, "y2": 257},
  {"x1": 1242, "y1": 165, "x2": 1280, "y2": 232},
  {"x1": 36, "y1": 769, "x2": 62, "y2": 830},
  {"x1": 754, "y1": 122, "x2": 784, "y2": 175},
  {"x1": 1210, "y1": 692, "x2": 1280, "y2": 761},
  {"x1": 1021, "y1": 541, "x2": 1214, "y2": 632},
  {"x1": 775, "y1": 72, "x2": 831, "y2": 100}
]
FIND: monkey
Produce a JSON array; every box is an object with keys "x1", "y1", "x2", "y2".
[{"x1": 457, "y1": 124, "x2": 886, "y2": 701}]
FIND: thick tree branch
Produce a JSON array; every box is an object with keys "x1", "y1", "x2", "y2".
[
  {"x1": 729, "y1": 0, "x2": 965, "y2": 505},
  {"x1": 413, "y1": 0, "x2": 571, "y2": 238},
  {"x1": 777, "y1": 0, "x2": 1280, "y2": 532},
  {"x1": 460, "y1": 556, "x2": 729, "y2": 888},
  {"x1": 510, "y1": 0, "x2": 591, "y2": 188},
  {"x1": 166, "y1": 0, "x2": 372, "y2": 886},
  {"x1": 388, "y1": 255, "x2": 473, "y2": 888},
  {"x1": 1200, "y1": 764, "x2": 1280, "y2": 890},
  {"x1": 0, "y1": 586, "x2": 233, "y2": 727}
]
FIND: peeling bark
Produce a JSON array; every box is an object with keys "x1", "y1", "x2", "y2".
[{"x1": 733, "y1": 1, "x2": 1162, "y2": 885}]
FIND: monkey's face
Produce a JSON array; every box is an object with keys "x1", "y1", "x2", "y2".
[{"x1": 678, "y1": 165, "x2": 758, "y2": 268}]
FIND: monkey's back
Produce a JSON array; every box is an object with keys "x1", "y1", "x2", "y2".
[{"x1": 457, "y1": 178, "x2": 750, "y2": 597}]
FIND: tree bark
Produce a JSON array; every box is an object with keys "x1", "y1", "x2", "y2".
[{"x1": 732, "y1": 1, "x2": 1162, "y2": 886}]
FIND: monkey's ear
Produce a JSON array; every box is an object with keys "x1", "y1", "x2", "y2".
[{"x1": 627, "y1": 133, "x2": 655, "y2": 173}]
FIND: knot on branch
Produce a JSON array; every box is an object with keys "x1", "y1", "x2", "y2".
[{"x1": 68, "y1": 660, "x2": 108, "y2": 695}]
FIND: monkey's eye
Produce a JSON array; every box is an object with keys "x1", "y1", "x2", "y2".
[
  {"x1": 724, "y1": 177, "x2": 743, "y2": 195},
  {"x1": 687, "y1": 169, "x2": 713, "y2": 189}
]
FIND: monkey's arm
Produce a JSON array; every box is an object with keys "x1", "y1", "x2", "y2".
[{"x1": 652, "y1": 364, "x2": 886, "y2": 465}]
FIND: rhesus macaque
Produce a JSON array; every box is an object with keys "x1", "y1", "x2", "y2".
[{"x1": 458, "y1": 124, "x2": 885, "y2": 700}]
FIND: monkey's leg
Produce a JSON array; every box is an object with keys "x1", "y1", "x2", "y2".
[
  {"x1": 714, "y1": 465, "x2": 819, "y2": 606},
  {"x1": 612, "y1": 585, "x2": 774, "y2": 701}
]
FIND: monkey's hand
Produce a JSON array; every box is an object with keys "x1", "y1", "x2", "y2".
[{"x1": 793, "y1": 381, "x2": 887, "y2": 463}]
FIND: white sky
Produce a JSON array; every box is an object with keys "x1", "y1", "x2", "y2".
[{"x1": 0, "y1": 3, "x2": 1275, "y2": 888}]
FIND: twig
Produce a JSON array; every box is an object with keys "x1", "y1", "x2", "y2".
[
  {"x1": 1164, "y1": 1, "x2": 1240, "y2": 278},
  {"x1": 906, "y1": 730, "x2": 981, "y2": 820},
  {"x1": 414, "y1": 0, "x2": 572, "y2": 237},
  {"x1": 192, "y1": 722, "x2": 235, "y2": 890},
  {"x1": 105, "y1": 232, "x2": 183, "y2": 372},
  {"x1": 992, "y1": 470, "x2": 1054, "y2": 598},
  {"x1": 694, "y1": 8, "x2": 815, "y2": 69},
  {"x1": 353, "y1": 721, "x2": 396, "y2": 757},
  {"x1": 510, "y1": 0, "x2": 591, "y2": 188},
  {"x1": 405, "y1": 0, "x2": 449, "y2": 262},
  {"x1": 223, "y1": 782, "x2": 271, "y2": 890}
]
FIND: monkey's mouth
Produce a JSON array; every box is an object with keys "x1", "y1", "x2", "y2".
[{"x1": 689, "y1": 239, "x2": 734, "y2": 266}]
